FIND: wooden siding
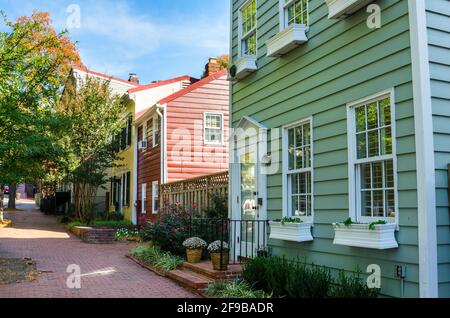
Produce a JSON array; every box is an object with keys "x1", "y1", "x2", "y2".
[
  {"x1": 427, "y1": 0, "x2": 450, "y2": 297},
  {"x1": 166, "y1": 74, "x2": 230, "y2": 182},
  {"x1": 137, "y1": 119, "x2": 161, "y2": 223},
  {"x1": 231, "y1": 0, "x2": 419, "y2": 297}
]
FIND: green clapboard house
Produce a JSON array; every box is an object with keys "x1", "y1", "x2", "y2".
[{"x1": 228, "y1": 0, "x2": 450, "y2": 298}]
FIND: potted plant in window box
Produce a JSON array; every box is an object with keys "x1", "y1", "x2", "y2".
[
  {"x1": 183, "y1": 237, "x2": 207, "y2": 264},
  {"x1": 269, "y1": 217, "x2": 314, "y2": 242},
  {"x1": 207, "y1": 240, "x2": 230, "y2": 271},
  {"x1": 332, "y1": 218, "x2": 398, "y2": 250}
]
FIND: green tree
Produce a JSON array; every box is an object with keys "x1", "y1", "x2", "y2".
[
  {"x1": 0, "y1": 11, "x2": 82, "y2": 209},
  {"x1": 60, "y1": 75, "x2": 126, "y2": 224}
]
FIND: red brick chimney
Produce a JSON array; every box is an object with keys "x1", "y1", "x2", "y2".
[
  {"x1": 203, "y1": 58, "x2": 221, "y2": 78},
  {"x1": 128, "y1": 73, "x2": 139, "y2": 85}
]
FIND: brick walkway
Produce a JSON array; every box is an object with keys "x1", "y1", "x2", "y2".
[{"x1": 0, "y1": 201, "x2": 197, "y2": 298}]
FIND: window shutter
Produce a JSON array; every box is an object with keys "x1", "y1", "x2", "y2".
[
  {"x1": 126, "y1": 172, "x2": 131, "y2": 206},
  {"x1": 127, "y1": 117, "x2": 132, "y2": 146}
]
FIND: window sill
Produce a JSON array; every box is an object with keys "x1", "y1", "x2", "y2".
[
  {"x1": 325, "y1": 0, "x2": 373, "y2": 19},
  {"x1": 269, "y1": 221, "x2": 314, "y2": 243},
  {"x1": 266, "y1": 24, "x2": 308, "y2": 58},
  {"x1": 332, "y1": 222, "x2": 398, "y2": 250},
  {"x1": 234, "y1": 56, "x2": 257, "y2": 80}
]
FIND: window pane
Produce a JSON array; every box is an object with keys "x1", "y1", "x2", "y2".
[
  {"x1": 299, "y1": 196, "x2": 307, "y2": 216},
  {"x1": 299, "y1": 172, "x2": 307, "y2": 194},
  {"x1": 379, "y1": 98, "x2": 391, "y2": 126},
  {"x1": 386, "y1": 190, "x2": 395, "y2": 217},
  {"x1": 361, "y1": 163, "x2": 372, "y2": 190},
  {"x1": 295, "y1": 148, "x2": 303, "y2": 169},
  {"x1": 381, "y1": 127, "x2": 392, "y2": 155},
  {"x1": 295, "y1": 126, "x2": 303, "y2": 148},
  {"x1": 385, "y1": 160, "x2": 394, "y2": 188},
  {"x1": 368, "y1": 130, "x2": 379, "y2": 157},
  {"x1": 304, "y1": 146, "x2": 311, "y2": 168},
  {"x1": 291, "y1": 195, "x2": 299, "y2": 217},
  {"x1": 288, "y1": 128, "x2": 295, "y2": 149},
  {"x1": 306, "y1": 195, "x2": 312, "y2": 216},
  {"x1": 357, "y1": 133, "x2": 367, "y2": 159},
  {"x1": 291, "y1": 174, "x2": 299, "y2": 195},
  {"x1": 373, "y1": 190, "x2": 384, "y2": 217},
  {"x1": 303, "y1": 123, "x2": 311, "y2": 146},
  {"x1": 367, "y1": 103, "x2": 378, "y2": 130},
  {"x1": 362, "y1": 191, "x2": 372, "y2": 217},
  {"x1": 356, "y1": 106, "x2": 366, "y2": 132},
  {"x1": 288, "y1": 148, "x2": 295, "y2": 170},
  {"x1": 372, "y1": 162, "x2": 383, "y2": 189}
]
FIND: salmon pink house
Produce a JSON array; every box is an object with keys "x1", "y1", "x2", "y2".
[{"x1": 134, "y1": 68, "x2": 230, "y2": 223}]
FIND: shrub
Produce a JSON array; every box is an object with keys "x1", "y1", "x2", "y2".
[
  {"x1": 131, "y1": 245, "x2": 183, "y2": 272},
  {"x1": 202, "y1": 193, "x2": 228, "y2": 219},
  {"x1": 115, "y1": 228, "x2": 140, "y2": 241},
  {"x1": 183, "y1": 237, "x2": 207, "y2": 250},
  {"x1": 243, "y1": 256, "x2": 374, "y2": 298},
  {"x1": 93, "y1": 220, "x2": 132, "y2": 229},
  {"x1": 140, "y1": 203, "x2": 192, "y2": 255},
  {"x1": 205, "y1": 280, "x2": 270, "y2": 299},
  {"x1": 331, "y1": 270, "x2": 379, "y2": 298}
]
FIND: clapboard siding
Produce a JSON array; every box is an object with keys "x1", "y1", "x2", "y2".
[
  {"x1": 427, "y1": 0, "x2": 450, "y2": 297},
  {"x1": 231, "y1": 0, "x2": 419, "y2": 297},
  {"x1": 166, "y1": 74, "x2": 230, "y2": 182}
]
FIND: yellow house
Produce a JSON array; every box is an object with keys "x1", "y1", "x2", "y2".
[{"x1": 108, "y1": 95, "x2": 136, "y2": 222}]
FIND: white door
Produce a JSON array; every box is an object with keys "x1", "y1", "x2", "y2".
[{"x1": 231, "y1": 127, "x2": 267, "y2": 261}]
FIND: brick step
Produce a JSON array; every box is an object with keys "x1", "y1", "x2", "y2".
[
  {"x1": 167, "y1": 269, "x2": 215, "y2": 290},
  {"x1": 182, "y1": 261, "x2": 242, "y2": 280}
]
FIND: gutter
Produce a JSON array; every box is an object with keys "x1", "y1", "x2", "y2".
[{"x1": 156, "y1": 103, "x2": 168, "y2": 184}]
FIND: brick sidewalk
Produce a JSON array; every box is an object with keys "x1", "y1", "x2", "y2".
[{"x1": 0, "y1": 202, "x2": 197, "y2": 298}]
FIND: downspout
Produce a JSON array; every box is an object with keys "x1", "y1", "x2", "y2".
[{"x1": 156, "y1": 104, "x2": 167, "y2": 184}]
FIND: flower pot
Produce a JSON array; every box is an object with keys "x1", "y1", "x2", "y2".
[
  {"x1": 186, "y1": 248, "x2": 203, "y2": 263},
  {"x1": 210, "y1": 251, "x2": 229, "y2": 271}
]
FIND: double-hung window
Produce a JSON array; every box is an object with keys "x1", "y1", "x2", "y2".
[
  {"x1": 204, "y1": 113, "x2": 223, "y2": 145},
  {"x1": 152, "y1": 116, "x2": 159, "y2": 148},
  {"x1": 240, "y1": 0, "x2": 257, "y2": 57},
  {"x1": 152, "y1": 181, "x2": 159, "y2": 214},
  {"x1": 281, "y1": 0, "x2": 308, "y2": 28},
  {"x1": 284, "y1": 120, "x2": 313, "y2": 219},
  {"x1": 349, "y1": 92, "x2": 397, "y2": 223}
]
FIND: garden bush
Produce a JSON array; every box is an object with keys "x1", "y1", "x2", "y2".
[
  {"x1": 332, "y1": 270, "x2": 379, "y2": 298},
  {"x1": 242, "y1": 256, "x2": 378, "y2": 298},
  {"x1": 131, "y1": 245, "x2": 183, "y2": 272},
  {"x1": 139, "y1": 203, "x2": 191, "y2": 255},
  {"x1": 205, "y1": 280, "x2": 271, "y2": 299}
]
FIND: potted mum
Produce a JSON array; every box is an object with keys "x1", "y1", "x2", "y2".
[
  {"x1": 183, "y1": 237, "x2": 207, "y2": 263},
  {"x1": 208, "y1": 240, "x2": 230, "y2": 271}
]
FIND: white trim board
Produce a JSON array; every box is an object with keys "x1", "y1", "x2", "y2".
[{"x1": 408, "y1": 0, "x2": 438, "y2": 298}]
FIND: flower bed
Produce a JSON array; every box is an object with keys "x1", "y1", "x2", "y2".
[{"x1": 129, "y1": 245, "x2": 183, "y2": 276}]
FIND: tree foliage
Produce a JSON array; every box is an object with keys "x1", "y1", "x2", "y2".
[{"x1": 0, "y1": 11, "x2": 82, "y2": 207}]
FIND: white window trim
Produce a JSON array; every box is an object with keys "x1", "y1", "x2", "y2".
[
  {"x1": 204, "y1": 112, "x2": 224, "y2": 146},
  {"x1": 141, "y1": 183, "x2": 147, "y2": 214},
  {"x1": 238, "y1": 0, "x2": 258, "y2": 58},
  {"x1": 152, "y1": 181, "x2": 159, "y2": 214},
  {"x1": 282, "y1": 117, "x2": 314, "y2": 223},
  {"x1": 278, "y1": 0, "x2": 309, "y2": 31},
  {"x1": 347, "y1": 89, "x2": 399, "y2": 227},
  {"x1": 152, "y1": 115, "x2": 159, "y2": 148},
  {"x1": 142, "y1": 122, "x2": 148, "y2": 143}
]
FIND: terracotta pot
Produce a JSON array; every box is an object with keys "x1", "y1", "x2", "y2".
[
  {"x1": 186, "y1": 248, "x2": 203, "y2": 263},
  {"x1": 210, "y1": 251, "x2": 230, "y2": 271}
]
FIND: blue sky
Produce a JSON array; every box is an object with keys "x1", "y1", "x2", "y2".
[{"x1": 0, "y1": 0, "x2": 230, "y2": 83}]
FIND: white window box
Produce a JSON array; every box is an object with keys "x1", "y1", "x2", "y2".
[
  {"x1": 325, "y1": 0, "x2": 374, "y2": 19},
  {"x1": 333, "y1": 222, "x2": 398, "y2": 250},
  {"x1": 233, "y1": 56, "x2": 257, "y2": 80},
  {"x1": 269, "y1": 221, "x2": 313, "y2": 243},
  {"x1": 266, "y1": 24, "x2": 308, "y2": 57}
]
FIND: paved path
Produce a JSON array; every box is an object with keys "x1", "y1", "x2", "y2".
[{"x1": 0, "y1": 201, "x2": 196, "y2": 298}]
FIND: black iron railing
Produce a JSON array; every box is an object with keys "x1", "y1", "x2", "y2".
[{"x1": 188, "y1": 218, "x2": 269, "y2": 265}]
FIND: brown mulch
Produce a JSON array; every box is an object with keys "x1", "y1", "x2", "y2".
[{"x1": 0, "y1": 258, "x2": 40, "y2": 285}]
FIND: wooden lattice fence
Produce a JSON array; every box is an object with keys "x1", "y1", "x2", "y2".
[{"x1": 161, "y1": 172, "x2": 229, "y2": 213}]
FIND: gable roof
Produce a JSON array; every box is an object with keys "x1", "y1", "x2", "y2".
[
  {"x1": 128, "y1": 75, "x2": 194, "y2": 94},
  {"x1": 158, "y1": 68, "x2": 228, "y2": 105},
  {"x1": 72, "y1": 67, "x2": 140, "y2": 88}
]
